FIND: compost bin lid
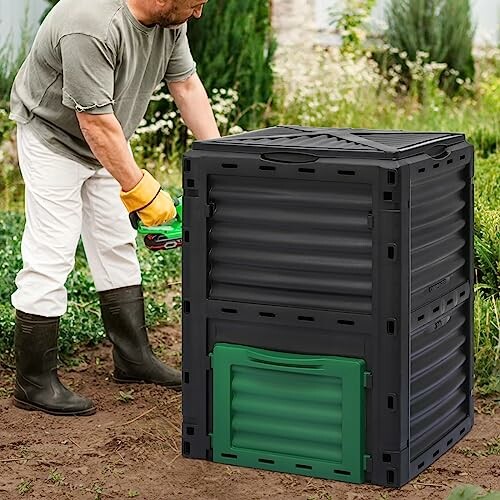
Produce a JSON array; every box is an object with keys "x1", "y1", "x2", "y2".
[{"x1": 192, "y1": 125, "x2": 465, "y2": 160}]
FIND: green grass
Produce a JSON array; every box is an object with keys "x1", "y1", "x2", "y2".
[{"x1": 447, "y1": 484, "x2": 500, "y2": 500}]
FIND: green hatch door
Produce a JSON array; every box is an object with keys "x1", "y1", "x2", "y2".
[{"x1": 212, "y1": 343, "x2": 366, "y2": 483}]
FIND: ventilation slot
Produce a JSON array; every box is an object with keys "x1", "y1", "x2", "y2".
[
  {"x1": 296, "y1": 464, "x2": 312, "y2": 470},
  {"x1": 433, "y1": 306, "x2": 439, "y2": 313},
  {"x1": 383, "y1": 454, "x2": 391, "y2": 463},
  {"x1": 184, "y1": 230, "x2": 190, "y2": 243},
  {"x1": 447, "y1": 298, "x2": 453, "y2": 305},
  {"x1": 183, "y1": 159, "x2": 191, "y2": 172},
  {"x1": 259, "y1": 165, "x2": 276, "y2": 171},
  {"x1": 183, "y1": 441, "x2": 191, "y2": 455},
  {"x1": 259, "y1": 458, "x2": 275, "y2": 464},
  {"x1": 418, "y1": 461, "x2": 425, "y2": 469},
  {"x1": 386, "y1": 470, "x2": 395, "y2": 483},
  {"x1": 387, "y1": 319, "x2": 396, "y2": 335},
  {"x1": 387, "y1": 244, "x2": 397, "y2": 260},
  {"x1": 334, "y1": 469, "x2": 351, "y2": 476},
  {"x1": 433, "y1": 449, "x2": 440, "y2": 457},
  {"x1": 298, "y1": 316, "x2": 314, "y2": 322},
  {"x1": 387, "y1": 395, "x2": 396, "y2": 410},
  {"x1": 298, "y1": 167, "x2": 315, "y2": 173},
  {"x1": 433, "y1": 163, "x2": 440, "y2": 169},
  {"x1": 387, "y1": 170, "x2": 396, "y2": 185},
  {"x1": 447, "y1": 159, "x2": 453, "y2": 164},
  {"x1": 460, "y1": 155, "x2": 465, "y2": 160},
  {"x1": 447, "y1": 438, "x2": 453, "y2": 446},
  {"x1": 183, "y1": 301, "x2": 191, "y2": 314},
  {"x1": 418, "y1": 168, "x2": 426, "y2": 173},
  {"x1": 222, "y1": 308, "x2": 238, "y2": 314},
  {"x1": 184, "y1": 371, "x2": 190, "y2": 383},
  {"x1": 221, "y1": 453, "x2": 238, "y2": 459},
  {"x1": 186, "y1": 179, "x2": 195, "y2": 188},
  {"x1": 459, "y1": 291, "x2": 465, "y2": 297},
  {"x1": 384, "y1": 192, "x2": 393, "y2": 201},
  {"x1": 222, "y1": 163, "x2": 238, "y2": 169},
  {"x1": 418, "y1": 314, "x2": 425, "y2": 322},
  {"x1": 460, "y1": 427, "x2": 465, "y2": 435},
  {"x1": 338, "y1": 170, "x2": 355, "y2": 176},
  {"x1": 338, "y1": 319, "x2": 355, "y2": 326},
  {"x1": 186, "y1": 426, "x2": 194, "y2": 436},
  {"x1": 259, "y1": 312, "x2": 275, "y2": 318}
]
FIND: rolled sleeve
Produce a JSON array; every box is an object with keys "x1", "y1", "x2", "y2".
[
  {"x1": 59, "y1": 34, "x2": 115, "y2": 114},
  {"x1": 165, "y1": 23, "x2": 197, "y2": 83}
]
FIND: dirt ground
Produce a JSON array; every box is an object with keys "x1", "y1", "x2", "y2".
[{"x1": 0, "y1": 326, "x2": 499, "y2": 500}]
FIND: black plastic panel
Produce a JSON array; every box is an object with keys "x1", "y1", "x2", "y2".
[
  {"x1": 410, "y1": 302, "x2": 469, "y2": 459},
  {"x1": 410, "y1": 166, "x2": 469, "y2": 310},
  {"x1": 208, "y1": 175, "x2": 373, "y2": 313}
]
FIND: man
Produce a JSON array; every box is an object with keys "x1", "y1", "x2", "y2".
[{"x1": 9, "y1": 0, "x2": 220, "y2": 416}]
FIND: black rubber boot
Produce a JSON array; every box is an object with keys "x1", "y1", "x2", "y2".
[
  {"x1": 13, "y1": 310, "x2": 96, "y2": 416},
  {"x1": 99, "y1": 285, "x2": 181, "y2": 389}
]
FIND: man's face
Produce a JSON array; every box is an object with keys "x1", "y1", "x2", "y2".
[{"x1": 154, "y1": 0, "x2": 207, "y2": 29}]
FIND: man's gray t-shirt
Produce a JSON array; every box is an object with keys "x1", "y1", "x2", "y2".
[{"x1": 9, "y1": 0, "x2": 197, "y2": 169}]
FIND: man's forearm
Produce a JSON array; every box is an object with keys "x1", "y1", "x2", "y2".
[
  {"x1": 77, "y1": 112, "x2": 143, "y2": 192},
  {"x1": 168, "y1": 74, "x2": 221, "y2": 140}
]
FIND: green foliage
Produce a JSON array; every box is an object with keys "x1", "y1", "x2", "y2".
[
  {"x1": 330, "y1": 0, "x2": 377, "y2": 54},
  {"x1": 474, "y1": 153, "x2": 500, "y2": 292},
  {"x1": 447, "y1": 485, "x2": 500, "y2": 500},
  {"x1": 0, "y1": 212, "x2": 182, "y2": 362},
  {"x1": 0, "y1": 12, "x2": 32, "y2": 107},
  {"x1": 17, "y1": 479, "x2": 33, "y2": 495},
  {"x1": 473, "y1": 153, "x2": 500, "y2": 394},
  {"x1": 474, "y1": 288, "x2": 500, "y2": 394},
  {"x1": 188, "y1": 0, "x2": 276, "y2": 130},
  {"x1": 384, "y1": 0, "x2": 475, "y2": 95},
  {"x1": 40, "y1": 0, "x2": 59, "y2": 23}
]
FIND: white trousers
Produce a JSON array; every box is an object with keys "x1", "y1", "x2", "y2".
[{"x1": 11, "y1": 124, "x2": 141, "y2": 317}]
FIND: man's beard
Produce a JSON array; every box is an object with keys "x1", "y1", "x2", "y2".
[{"x1": 156, "y1": 12, "x2": 193, "y2": 29}]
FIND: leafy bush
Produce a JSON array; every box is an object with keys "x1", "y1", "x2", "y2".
[
  {"x1": 188, "y1": 0, "x2": 276, "y2": 130},
  {"x1": 329, "y1": 0, "x2": 377, "y2": 54},
  {"x1": 0, "y1": 14, "x2": 32, "y2": 106},
  {"x1": 0, "y1": 212, "x2": 182, "y2": 363},
  {"x1": 131, "y1": 85, "x2": 243, "y2": 184},
  {"x1": 384, "y1": 0, "x2": 475, "y2": 95}
]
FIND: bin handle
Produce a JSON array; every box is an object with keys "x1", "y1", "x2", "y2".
[
  {"x1": 428, "y1": 146, "x2": 451, "y2": 160},
  {"x1": 248, "y1": 354, "x2": 322, "y2": 370},
  {"x1": 260, "y1": 152, "x2": 319, "y2": 164}
]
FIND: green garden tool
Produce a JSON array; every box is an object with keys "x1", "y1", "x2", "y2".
[{"x1": 129, "y1": 197, "x2": 183, "y2": 251}]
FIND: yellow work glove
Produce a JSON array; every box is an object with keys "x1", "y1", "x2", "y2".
[{"x1": 120, "y1": 170, "x2": 176, "y2": 227}]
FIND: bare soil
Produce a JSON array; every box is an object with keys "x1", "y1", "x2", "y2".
[{"x1": 0, "y1": 326, "x2": 499, "y2": 500}]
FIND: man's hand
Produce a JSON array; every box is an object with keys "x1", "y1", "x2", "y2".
[
  {"x1": 76, "y1": 112, "x2": 174, "y2": 226},
  {"x1": 120, "y1": 170, "x2": 176, "y2": 226}
]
